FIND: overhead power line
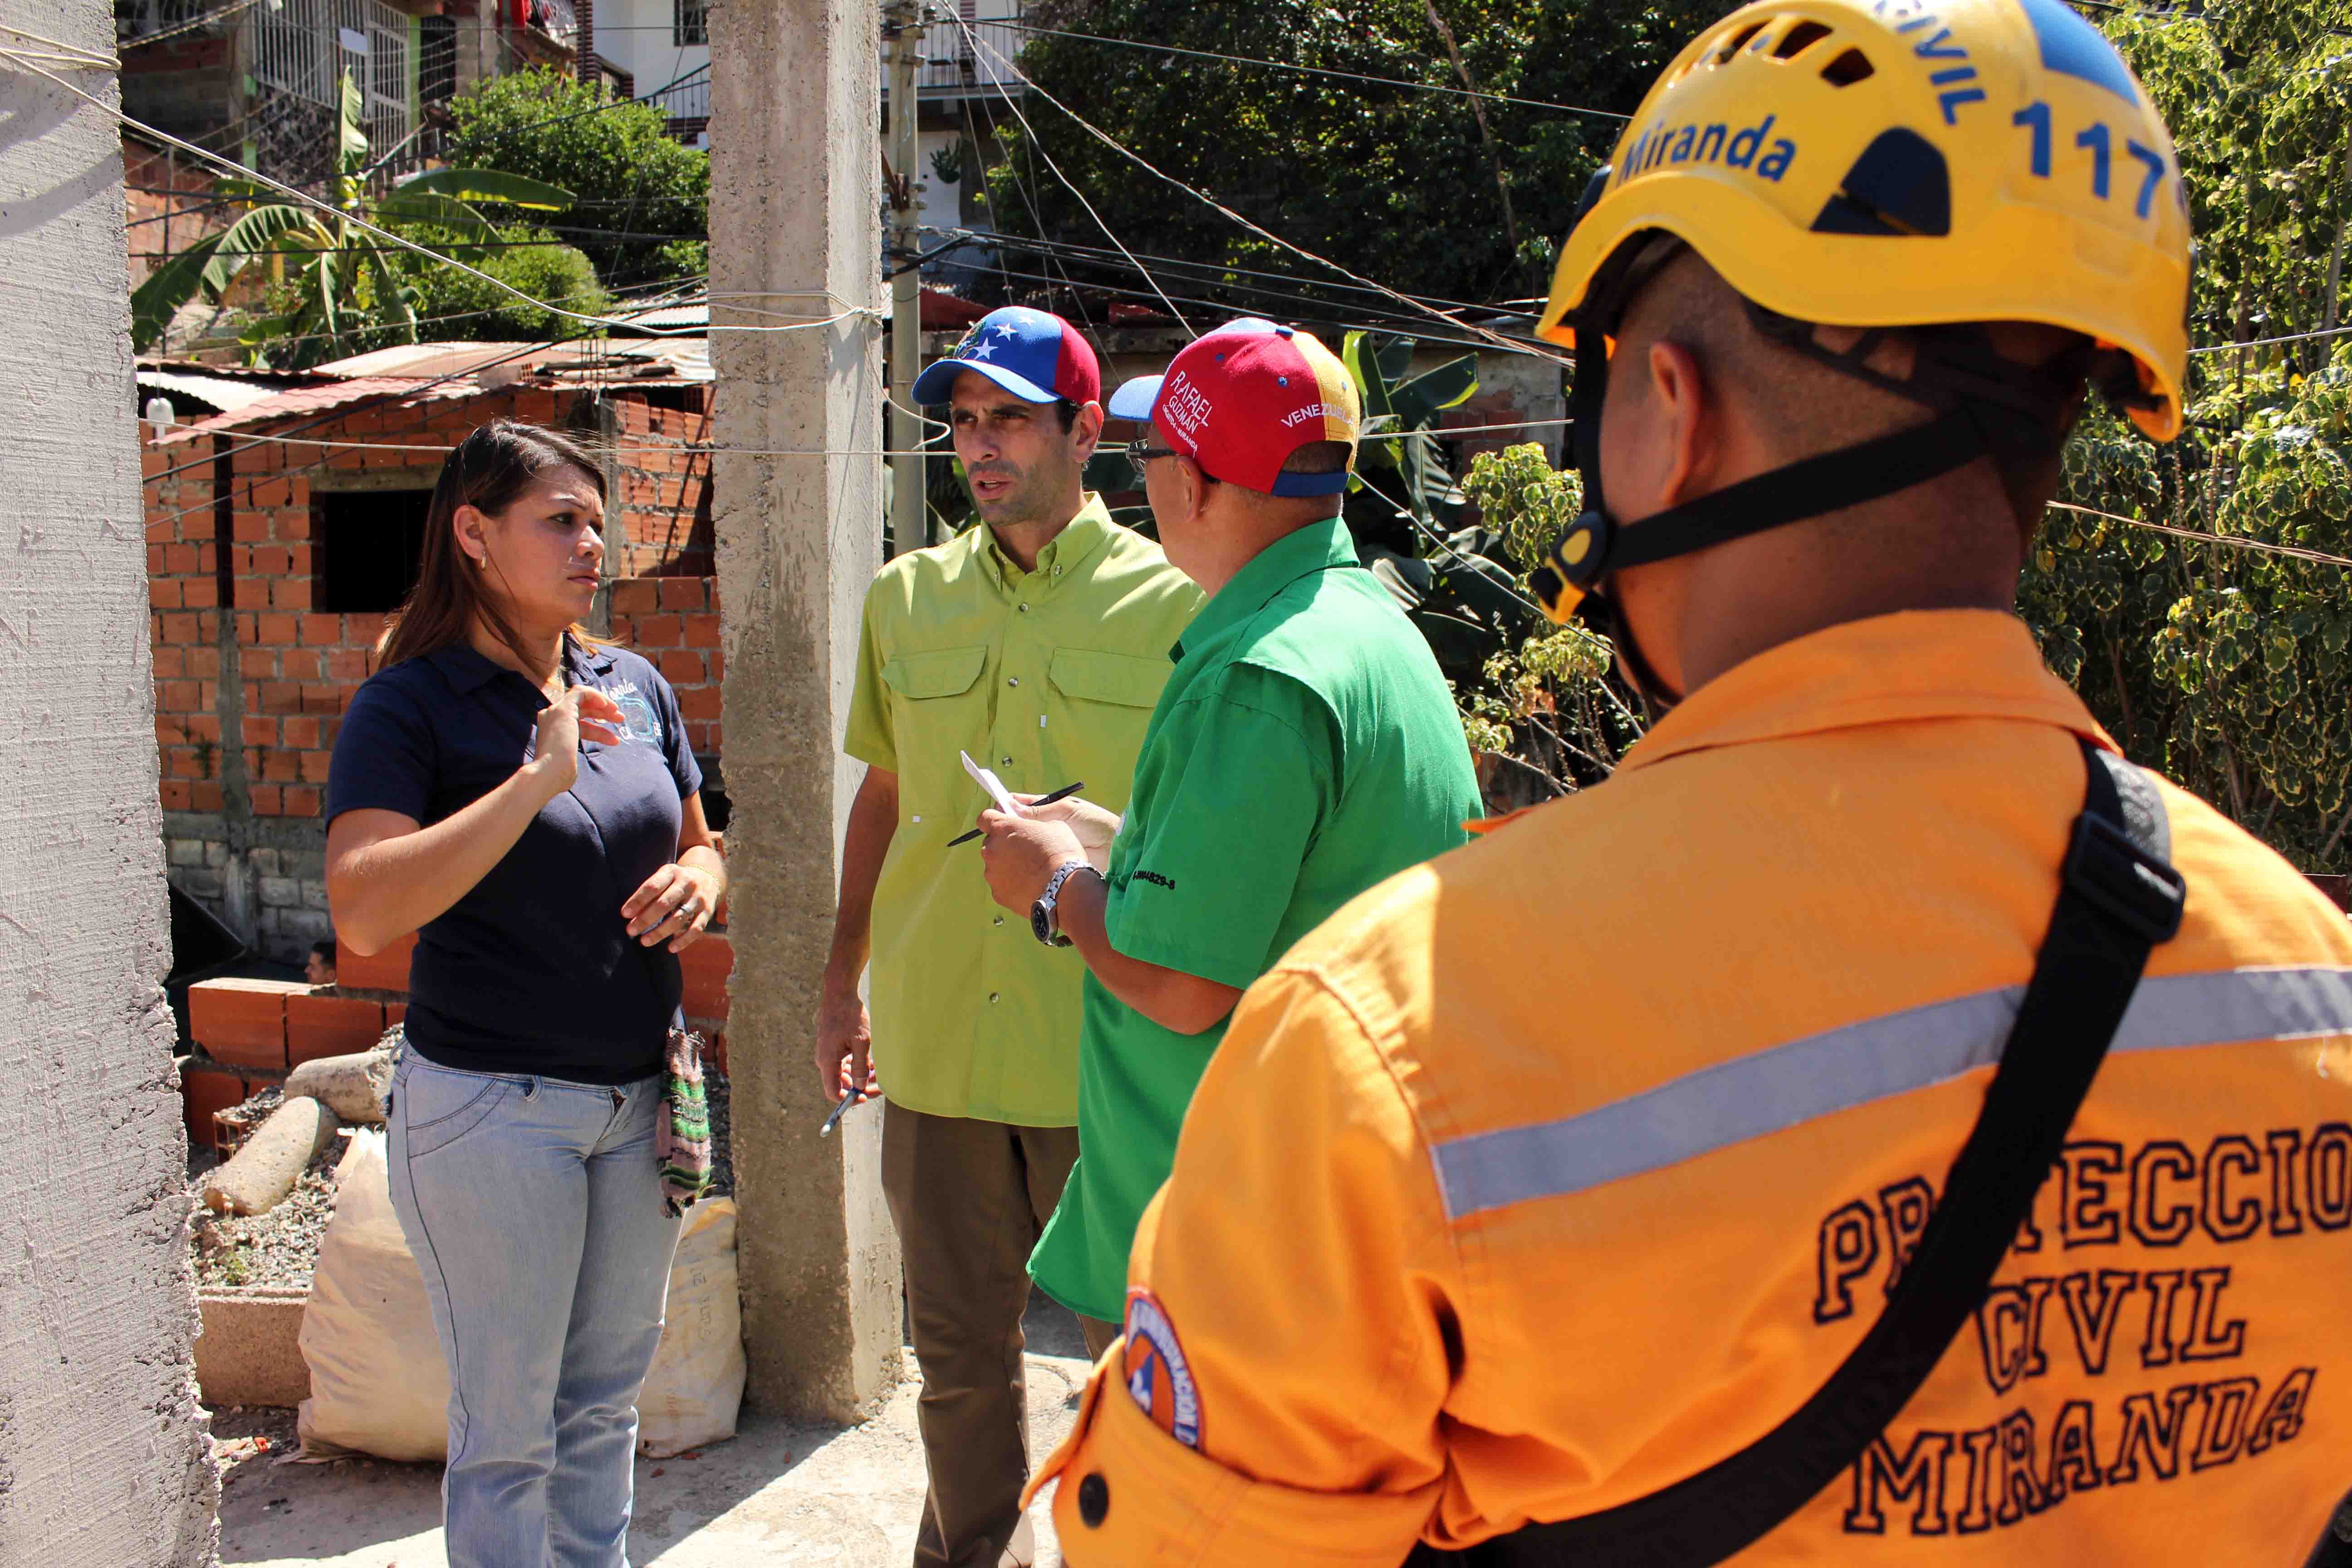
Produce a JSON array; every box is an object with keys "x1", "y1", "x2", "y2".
[{"x1": 995, "y1": 18, "x2": 1631, "y2": 122}]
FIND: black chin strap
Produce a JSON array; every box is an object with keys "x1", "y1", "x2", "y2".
[{"x1": 1612, "y1": 409, "x2": 1987, "y2": 571}]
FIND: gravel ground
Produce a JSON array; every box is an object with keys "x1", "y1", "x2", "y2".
[{"x1": 188, "y1": 1069, "x2": 736, "y2": 1289}]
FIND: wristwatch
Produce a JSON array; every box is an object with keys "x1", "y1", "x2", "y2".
[{"x1": 1032, "y1": 859, "x2": 1094, "y2": 947}]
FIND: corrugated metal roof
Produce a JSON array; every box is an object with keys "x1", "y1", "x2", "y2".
[
  {"x1": 136, "y1": 368, "x2": 302, "y2": 416},
  {"x1": 156, "y1": 340, "x2": 714, "y2": 444}
]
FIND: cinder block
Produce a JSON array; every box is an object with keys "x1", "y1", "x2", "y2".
[
  {"x1": 337, "y1": 930, "x2": 416, "y2": 993},
  {"x1": 680, "y1": 933, "x2": 732, "y2": 1021},
  {"x1": 287, "y1": 990, "x2": 386, "y2": 1067},
  {"x1": 189, "y1": 978, "x2": 303, "y2": 1072},
  {"x1": 194, "y1": 1288, "x2": 312, "y2": 1408},
  {"x1": 180, "y1": 1056, "x2": 249, "y2": 1147}
]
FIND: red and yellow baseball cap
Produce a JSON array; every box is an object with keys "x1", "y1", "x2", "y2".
[{"x1": 1107, "y1": 319, "x2": 1361, "y2": 497}]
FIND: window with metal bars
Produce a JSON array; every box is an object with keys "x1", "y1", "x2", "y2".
[{"x1": 674, "y1": 0, "x2": 708, "y2": 47}]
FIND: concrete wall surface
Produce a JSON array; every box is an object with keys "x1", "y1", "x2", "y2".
[{"x1": 0, "y1": 5, "x2": 219, "y2": 1562}]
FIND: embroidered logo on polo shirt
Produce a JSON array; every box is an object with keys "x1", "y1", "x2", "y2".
[
  {"x1": 600, "y1": 679, "x2": 662, "y2": 746},
  {"x1": 1122, "y1": 1289, "x2": 1201, "y2": 1449}
]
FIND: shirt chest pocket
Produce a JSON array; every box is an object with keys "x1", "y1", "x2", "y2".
[
  {"x1": 881, "y1": 646, "x2": 990, "y2": 810},
  {"x1": 1046, "y1": 648, "x2": 1168, "y2": 808}
]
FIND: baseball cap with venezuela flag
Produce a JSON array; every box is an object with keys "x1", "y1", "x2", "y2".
[
  {"x1": 1106, "y1": 318, "x2": 1361, "y2": 497},
  {"x1": 911, "y1": 305, "x2": 1101, "y2": 407}
]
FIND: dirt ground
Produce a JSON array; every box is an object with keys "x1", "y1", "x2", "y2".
[{"x1": 212, "y1": 1295, "x2": 1095, "y2": 1567}]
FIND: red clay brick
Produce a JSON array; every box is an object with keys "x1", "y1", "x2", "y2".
[
  {"x1": 235, "y1": 613, "x2": 259, "y2": 645},
  {"x1": 326, "y1": 649, "x2": 369, "y2": 681},
  {"x1": 612, "y1": 579, "x2": 659, "y2": 616},
  {"x1": 680, "y1": 934, "x2": 732, "y2": 1021},
  {"x1": 279, "y1": 649, "x2": 322, "y2": 681},
  {"x1": 183, "y1": 578, "x2": 219, "y2": 610},
  {"x1": 337, "y1": 931, "x2": 416, "y2": 993},
  {"x1": 287, "y1": 991, "x2": 386, "y2": 1067},
  {"x1": 260, "y1": 681, "x2": 299, "y2": 714},
  {"x1": 180, "y1": 1058, "x2": 249, "y2": 1147},
  {"x1": 257, "y1": 612, "x2": 298, "y2": 645},
  {"x1": 241, "y1": 715, "x2": 276, "y2": 746},
  {"x1": 249, "y1": 784, "x2": 280, "y2": 813},
  {"x1": 683, "y1": 614, "x2": 721, "y2": 650},
  {"x1": 677, "y1": 685, "x2": 721, "y2": 723},
  {"x1": 260, "y1": 750, "x2": 298, "y2": 783},
  {"x1": 163, "y1": 542, "x2": 201, "y2": 574},
  {"x1": 189, "y1": 978, "x2": 302, "y2": 1071},
  {"x1": 635, "y1": 614, "x2": 682, "y2": 647},
  {"x1": 149, "y1": 580, "x2": 182, "y2": 611},
  {"x1": 191, "y1": 780, "x2": 225, "y2": 811},
  {"x1": 233, "y1": 510, "x2": 270, "y2": 541},
  {"x1": 162, "y1": 779, "x2": 193, "y2": 811},
  {"x1": 283, "y1": 785, "x2": 321, "y2": 817},
  {"x1": 300, "y1": 613, "x2": 340, "y2": 645},
  {"x1": 657, "y1": 578, "x2": 707, "y2": 612},
  {"x1": 184, "y1": 713, "x2": 221, "y2": 743},
  {"x1": 301, "y1": 684, "x2": 344, "y2": 715},
  {"x1": 657, "y1": 650, "x2": 705, "y2": 684},
  {"x1": 347, "y1": 613, "x2": 387, "y2": 645},
  {"x1": 252, "y1": 545, "x2": 292, "y2": 574},
  {"x1": 298, "y1": 750, "x2": 331, "y2": 784},
  {"x1": 281, "y1": 716, "x2": 319, "y2": 749},
  {"x1": 386, "y1": 1002, "x2": 407, "y2": 1028},
  {"x1": 159, "y1": 679, "x2": 198, "y2": 712}
]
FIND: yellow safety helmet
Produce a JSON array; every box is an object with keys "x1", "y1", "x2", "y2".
[{"x1": 1529, "y1": 0, "x2": 2191, "y2": 627}]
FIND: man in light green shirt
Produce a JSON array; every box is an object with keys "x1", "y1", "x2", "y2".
[{"x1": 821, "y1": 307, "x2": 1198, "y2": 1568}]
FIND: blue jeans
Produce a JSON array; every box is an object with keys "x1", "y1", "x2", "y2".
[{"x1": 386, "y1": 1052, "x2": 684, "y2": 1568}]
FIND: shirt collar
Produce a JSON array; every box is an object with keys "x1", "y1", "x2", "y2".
[
  {"x1": 424, "y1": 632, "x2": 611, "y2": 696},
  {"x1": 1174, "y1": 513, "x2": 1360, "y2": 661},
  {"x1": 974, "y1": 493, "x2": 1116, "y2": 593},
  {"x1": 1616, "y1": 608, "x2": 2112, "y2": 777}
]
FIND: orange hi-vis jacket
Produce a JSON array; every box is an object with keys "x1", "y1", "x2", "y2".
[{"x1": 1030, "y1": 610, "x2": 2352, "y2": 1565}]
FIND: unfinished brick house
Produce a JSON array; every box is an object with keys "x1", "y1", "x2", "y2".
[{"x1": 143, "y1": 339, "x2": 725, "y2": 977}]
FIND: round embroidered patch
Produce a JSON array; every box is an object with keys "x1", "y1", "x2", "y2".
[{"x1": 1121, "y1": 1289, "x2": 1201, "y2": 1450}]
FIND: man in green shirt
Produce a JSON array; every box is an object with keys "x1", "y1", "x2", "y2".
[
  {"x1": 824, "y1": 307, "x2": 1200, "y2": 1568},
  {"x1": 976, "y1": 318, "x2": 1482, "y2": 1346}
]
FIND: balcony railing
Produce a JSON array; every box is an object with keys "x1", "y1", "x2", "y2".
[
  {"x1": 916, "y1": 17, "x2": 1027, "y2": 93},
  {"x1": 246, "y1": 0, "x2": 415, "y2": 159},
  {"x1": 648, "y1": 70, "x2": 710, "y2": 127}
]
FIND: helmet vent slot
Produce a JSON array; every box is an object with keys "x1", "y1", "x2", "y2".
[
  {"x1": 1820, "y1": 47, "x2": 1875, "y2": 85},
  {"x1": 1718, "y1": 20, "x2": 1769, "y2": 61},
  {"x1": 1811, "y1": 129, "x2": 1952, "y2": 236},
  {"x1": 1773, "y1": 20, "x2": 1833, "y2": 59}
]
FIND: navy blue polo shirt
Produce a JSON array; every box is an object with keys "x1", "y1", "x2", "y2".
[{"x1": 325, "y1": 635, "x2": 703, "y2": 1084}]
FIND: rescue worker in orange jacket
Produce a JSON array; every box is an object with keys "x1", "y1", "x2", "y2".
[{"x1": 1026, "y1": 0, "x2": 2352, "y2": 1562}]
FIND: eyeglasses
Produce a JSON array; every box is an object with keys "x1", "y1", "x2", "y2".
[{"x1": 1124, "y1": 436, "x2": 1180, "y2": 473}]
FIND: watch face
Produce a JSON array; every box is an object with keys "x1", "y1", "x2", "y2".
[{"x1": 1032, "y1": 898, "x2": 1054, "y2": 944}]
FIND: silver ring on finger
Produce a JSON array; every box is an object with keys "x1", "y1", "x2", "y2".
[{"x1": 671, "y1": 897, "x2": 698, "y2": 926}]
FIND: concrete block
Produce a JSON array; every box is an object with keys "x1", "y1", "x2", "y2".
[
  {"x1": 286, "y1": 991, "x2": 385, "y2": 1068},
  {"x1": 337, "y1": 931, "x2": 416, "y2": 994},
  {"x1": 248, "y1": 846, "x2": 280, "y2": 876},
  {"x1": 195, "y1": 1288, "x2": 312, "y2": 1409},
  {"x1": 168, "y1": 838, "x2": 205, "y2": 867},
  {"x1": 258, "y1": 875, "x2": 301, "y2": 907},
  {"x1": 190, "y1": 978, "x2": 302, "y2": 1072}
]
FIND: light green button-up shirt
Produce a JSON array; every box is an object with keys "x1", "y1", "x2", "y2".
[{"x1": 844, "y1": 496, "x2": 1203, "y2": 1126}]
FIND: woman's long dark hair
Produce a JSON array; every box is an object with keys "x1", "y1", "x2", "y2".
[{"x1": 377, "y1": 419, "x2": 608, "y2": 671}]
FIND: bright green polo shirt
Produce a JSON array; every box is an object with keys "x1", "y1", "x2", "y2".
[
  {"x1": 1029, "y1": 514, "x2": 1483, "y2": 1320},
  {"x1": 844, "y1": 497, "x2": 1203, "y2": 1126}
]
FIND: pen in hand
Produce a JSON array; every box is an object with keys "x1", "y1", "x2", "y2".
[
  {"x1": 819, "y1": 1088, "x2": 863, "y2": 1137},
  {"x1": 949, "y1": 780, "x2": 1086, "y2": 846}
]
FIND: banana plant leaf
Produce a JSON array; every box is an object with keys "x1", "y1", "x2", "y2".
[
  {"x1": 392, "y1": 167, "x2": 574, "y2": 211},
  {"x1": 1392, "y1": 355, "x2": 1478, "y2": 424},
  {"x1": 130, "y1": 231, "x2": 227, "y2": 352},
  {"x1": 200, "y1": 206, "x2": 334, "y2": 299}
]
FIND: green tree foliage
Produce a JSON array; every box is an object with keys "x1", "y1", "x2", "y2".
[
  {"x1": 2020, "y1": 0, "x2": 2352, "y2": 867},
  {"x1": 131, "y1": 72, "x2": 573, "y2": 369},
  {"x1": 988, "y1": 0, "x2": 1720, "y2": 306},
  {"x1": 400, "y1": 225, "x2": 609, "y2": 343},
  {"x1": 443, "y1": 68, "x2": 710, "y2": 288}
]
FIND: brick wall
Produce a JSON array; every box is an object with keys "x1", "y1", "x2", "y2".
[
  {"x1": 147, "y1": 382, "x2": 721, "y2": 958},
  {"x1": 123, "y1": 133, "x2": 232, "y2": 291}
]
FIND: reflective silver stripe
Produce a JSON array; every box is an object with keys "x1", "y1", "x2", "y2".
[{"x1": 1430, "y1": 965, "x2": 2352, "y2": 1224}]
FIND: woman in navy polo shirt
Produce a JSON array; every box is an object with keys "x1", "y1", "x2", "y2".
[{"x1": 325, "y1": 420, "x2": 725, "y2": 1568}]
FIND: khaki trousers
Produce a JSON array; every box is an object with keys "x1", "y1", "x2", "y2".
[{"x1": 882, "y1": 1103, "x2": 1082, "y2": 1568}]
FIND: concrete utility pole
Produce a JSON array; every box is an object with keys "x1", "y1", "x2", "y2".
[
  {"x1": 0, "y1": 1, "x2": 219, "y2": 1561},
  {"x1": 884, "y1": 0, "x2": 927, "y2": 551},
  {"x1": 707, "y1": 0, "x2": 902, "y2": 1420}
]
